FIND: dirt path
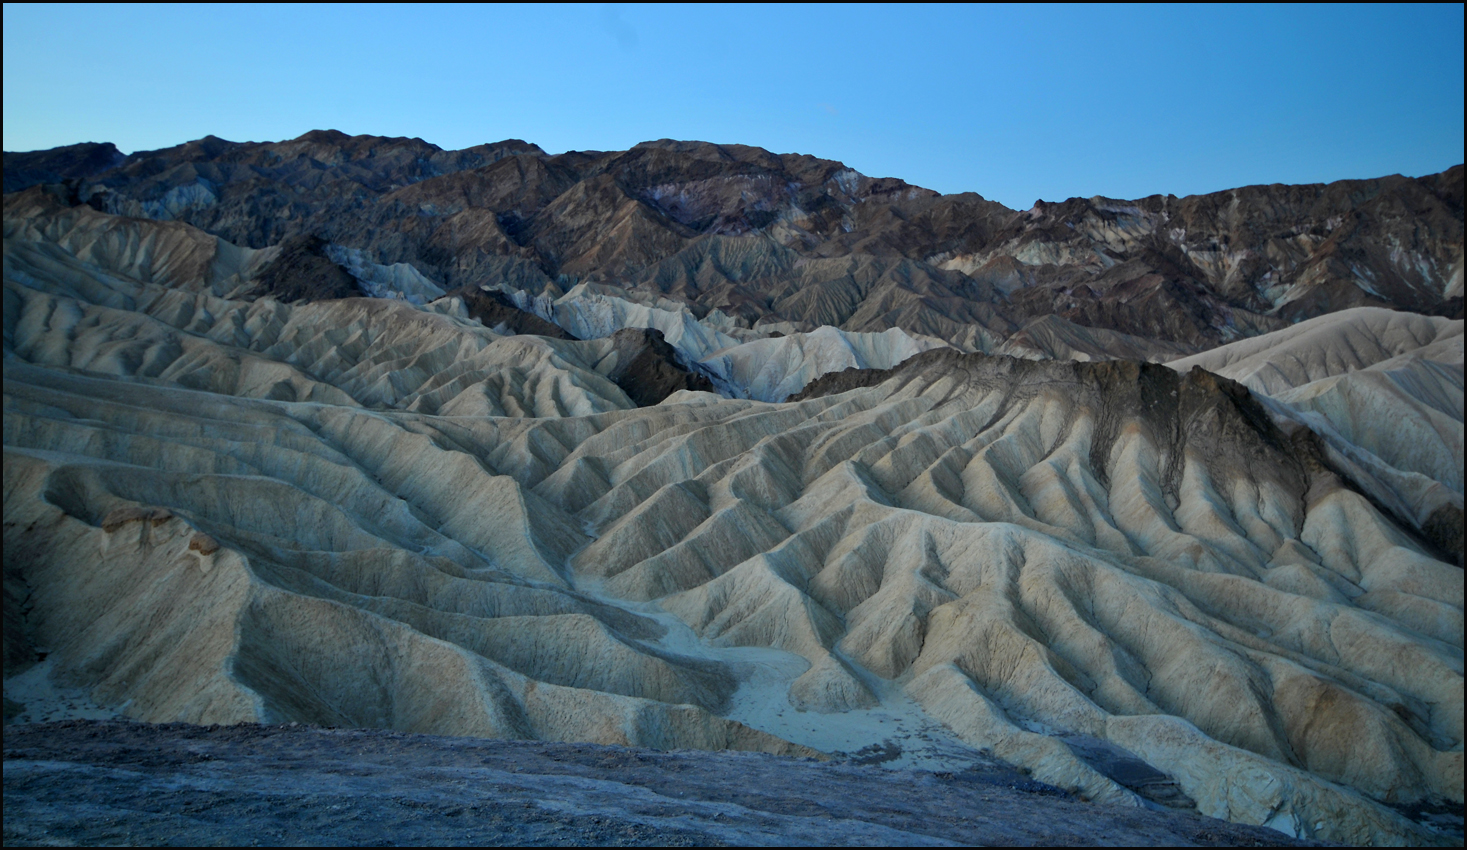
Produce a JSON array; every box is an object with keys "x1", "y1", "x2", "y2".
[{"x1": 3, "y1": 720, "x2": 1322, "y2": 847}]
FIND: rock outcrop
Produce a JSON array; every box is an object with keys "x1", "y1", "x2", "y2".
[
  {"x1": 594, "y1": 327, "x2": 714, "y2": 406},
  {"x1": 252, "y1": 235, "x2": 359, "y2": 303},
  {"x1": 449, "y1": 286, "x2": 576, "y2": 339}
]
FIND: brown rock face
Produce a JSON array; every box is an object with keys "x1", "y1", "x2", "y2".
[
  {"x1": 3, "y1": 131, "x2": 1461, "y2": 352},
  {"x1": 601, "y1": 327, "x2": 715, "y2": 406},
  {"x1": 448, "y1": 287, "x2": 575, "y2": 339},
  {"x1": 253, "y1": 235, "x2": 359, "y2": 303}
]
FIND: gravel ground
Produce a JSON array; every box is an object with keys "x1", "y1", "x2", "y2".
[{"x1": 3, "y1": 720, "x2": 1327, "y2": 847}]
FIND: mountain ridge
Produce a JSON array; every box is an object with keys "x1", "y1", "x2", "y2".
[{"x1": 7, "y1": 131, "x2": 1461, "y2": 352}]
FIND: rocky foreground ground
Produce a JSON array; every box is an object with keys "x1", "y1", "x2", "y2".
[{"x1": 2, "y1": 720, "x2": 1323, "y2": 847}]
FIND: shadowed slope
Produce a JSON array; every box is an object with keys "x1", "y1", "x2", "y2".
[{"x1": 1171, "y1": 308, "x2": 1464, "y2": 564}]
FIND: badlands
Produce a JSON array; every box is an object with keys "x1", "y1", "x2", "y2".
[{"x1": 2, "y1": 135, "x2": 1463, "y2": 845}]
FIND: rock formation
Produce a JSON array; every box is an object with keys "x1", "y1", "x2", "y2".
[
  {"x1": 594, "y1": 327, "x2": 714, "y2": 406},
  {"x1": 448, "y1": 286, "x2": 576, "y2": 340},
  {"x1": 2, "y1": 142, "x2": 126, "y2": 194},
  {"x1": 1172, "y1": 308, "x2": 1463, "y2": 566},
  {"x1": 253, "y1": 234, "x2": 360, "y2": 303}
]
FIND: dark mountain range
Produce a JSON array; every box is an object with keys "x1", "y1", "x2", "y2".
[
  {"x1": 4, "y1": 131, "x2": 1462, "y2": 350},
  {"x1": 1, "y1": 141, "x2": 127, "y2": 194}
]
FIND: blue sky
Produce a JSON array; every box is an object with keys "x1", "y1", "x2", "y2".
[{"x1": 3, "y1": 3, "x2": 1462, "y2": 208}]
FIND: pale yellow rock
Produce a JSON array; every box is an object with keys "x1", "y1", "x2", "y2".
[{"x1": 787, "y1": 651, "x2": 879, "y2": 713}]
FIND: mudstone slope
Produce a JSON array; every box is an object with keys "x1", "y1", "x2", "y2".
[{"x1": 2, "y1": 136, "x2": 1464, "y2": 846}]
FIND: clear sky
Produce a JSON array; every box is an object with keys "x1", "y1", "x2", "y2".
[{"x1": 3, "y1": 3, "x2": 1463, "y2": 208}]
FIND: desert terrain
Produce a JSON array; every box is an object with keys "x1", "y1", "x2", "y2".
[
  {"x1": 3, "y1": 134, "x2": 1462, "y2": 845},
  {"x1": 5, "y1": 719, "x2": 1336, "y2": 847}
]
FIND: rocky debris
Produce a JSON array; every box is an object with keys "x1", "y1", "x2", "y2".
[
  {"x1": 598, "y1": 327, "x2": 715, "y2": 406},
  {"x1": 1, "y1": 720, "x2": 1328, "y2": 847},
  {"x1": 251, "y1": 234, "x2": 360, "y2": 302},
  {"x1": 449, "y1": 286, "x2": 576, "y2": 338}
]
